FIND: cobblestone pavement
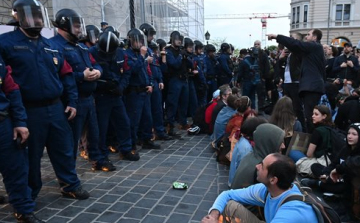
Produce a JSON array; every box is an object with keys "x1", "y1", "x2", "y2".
[{"x1": 0, "y1": 131, "x2": 229, "y2": 223}]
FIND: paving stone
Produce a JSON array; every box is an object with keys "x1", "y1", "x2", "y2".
[
  {"x1": 135, "y1": 198, "x2": 158, "y2": 209},
  {"x1": 68, "y1": 213, "x2": 98, "y2": 223},
  {"x1": 166, "y1": 213, "x2": 192, "y2": 223},
  {"x1": 180, "y1": 194, "x2": 204, "y2": 205},
  {"x1": 129, "y1": 185, "x2": 151, "y2": 194},
  {"x1": 96, "y1": 211, "x2": 124, "y2": 222},
  {"x1": 124, "y1": 207, "x2": 149, "y2": 219},
  {"x1": 174, "y1": 203, "x2": 198, "y2": 215},
  {"x1": 57, "y1": 206, "x2": 84, "y2": 217},
  {"x1": 159, "y1": 196, "x2": 180, "y2": 206},
  {"x1": 119, "y1": 192, "x2": 142, "y2": 203},
  {"x1": 142, "y1": 215, "x2": 166, "y2": 223},
  {"x1": 85, "y1": 203, "x2": 111, "y2": 214},
  {"x1": 116, "y1": 218, "x2": 140, "y2": 223},
  {"x1": 98, "y1": 195, "x2": 121, "y2": 203},
  {"x1": 150, "y1": 204, "x2": 174, "y2": 216},
  {"x1": 46, "y1": 216, "x2": 71, "y2": 223},
  {"x1": 143, "y1": 190, "x2": 165, "y2": 200},
  {"x1": 109, "y1": 202, "x2": 133, "y2": 213}
]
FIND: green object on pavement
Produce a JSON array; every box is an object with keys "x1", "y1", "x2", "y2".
[{"x1": 172, "y1": 181, "x2": 188, "y2": 190}]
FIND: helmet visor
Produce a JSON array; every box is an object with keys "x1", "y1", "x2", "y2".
[
  {"x1": 87, "y1": 29, "x2": 98, "y2": 44},
  {"x1": 172, "y1": 33, "x2": 183, "y2": 46},
  {"x1": 16, "y1": 5, "x2": 50, "y2": 29},
  {"x1": 130, "y1": 33, "x2": 147, "y2": 50},
  {"x1": 69, "y1": 17, "x2": 86, "y2": 40}
]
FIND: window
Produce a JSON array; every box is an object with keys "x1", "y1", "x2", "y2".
[
  {"x1": 292, "y1": 7, "x2": 295, "y2": 24},
  {"x1": 296, "y1": 6, "x2": 300, "y2": 23},
  {"x1": 335, "y1": 4, "x2": 351, "y2": 26},
  {"x1": 303, "y1": 5, "x2": 308, "y2": 23}
]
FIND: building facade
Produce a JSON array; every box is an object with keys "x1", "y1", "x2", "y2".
[{"x1": 290, "y1": 0, "x2": 360, "y2": 47}]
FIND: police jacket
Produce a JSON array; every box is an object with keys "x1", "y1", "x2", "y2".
[
  {"x1": 276, "y1": 35, "x2": 325, "y2": 94},
  {"x1": 193, "y1": 54, "x2": 206, "y2": 84},
  {"x1": 146, "y1": 48, "x2": 163, "y2": 84},
  {"x1": 0, "y1": 61, "x2": 27, "y2": 127},
  {"x1": 52, "y1": 34, "x2": 102, "y2": 98},
  {"x1": 333, "y1": 54, "x2": 360, "y2": 82},
  {"x1": 89, "y1": 47, "x2": 130, "y2": 96},
  {"x1": 204, "y1": 55, "x2": 219, "y2": 80},
  {"x1": 165, "y1": 46, "x2": 189, "y2": 79},
  {"x1": 218, "y1": 53, "x2": 233, "y2": 78},
  {"x1": 0, "y1": 29, "x2": 77, "y2": 108},
  {"x1": 124, "y1": 48, "x2": 152, "y2": 87}
]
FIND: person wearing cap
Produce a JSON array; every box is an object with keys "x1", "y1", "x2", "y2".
[
  {"x1": 333, "y1": 42, "x2": 360, "y2": 92},
  {"x1": 100, "y1": 21, "x2": 108, "y2": 31}
]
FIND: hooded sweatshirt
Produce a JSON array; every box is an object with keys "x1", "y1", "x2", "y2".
[{"x1": 231, "y1": 123, "x2": 285, "y2": 189}]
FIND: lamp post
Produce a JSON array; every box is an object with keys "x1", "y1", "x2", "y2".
[{"x1": 205, "y1": 31, "x2": 210, "y2": 45}]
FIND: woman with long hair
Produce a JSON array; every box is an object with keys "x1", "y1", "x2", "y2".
[
  {"x1": 269, "y1": 96, "x2": 302, "y2": 154},
  {"x1": 290, "y1": 105, "x2": 335, "y2": 177}
]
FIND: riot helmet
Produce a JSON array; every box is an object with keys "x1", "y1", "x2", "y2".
[
  {"x1": 148, "y1": 40, "x2": 159, "y2": 53},
  {"x1": 206, "y1": 44, "x2": 216, "y2": 53},
  {"x1": 12, "y1": 0, "x2": 50, "y2": 37},
  {"x1": 127, "y1": 28, "x2": 146, "y2": 52},
  {"x1": 85, "y1": 25, "x2": 100, "y2": 45},
  {"x1": 98, "y1": 31, "x2": 119, "y2": 55},
  {"x1": 194, "y1": 40, "x2": 204, "y2": 50},
  {"x1": 139, "y1": 23, "x2": 156, "y2": 42},
  {"x1": 220, "y1": 43, "x2": 230, "y2": 54},
  {"x1": 156, "y1": 38, "x2": 167, "y2": 51},
  {"x1": 103, "y1": 26, "x2": 120, "y2": 38},
  {"x1": 52, "y1": 9, "x2": 86, "y2": 41},
  {"x1": 170, "y1": 31, "x2": 183, "y2": 47}
]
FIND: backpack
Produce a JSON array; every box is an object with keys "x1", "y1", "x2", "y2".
[
  {"x1": 321, "y1": 126, "x2": 347, "y2": 163},
  {"x1": 243, "y1": 58, "x2": 260, "y2": 85},
  {"x1": 266, "y1": 183, "x2": 341, "y2": 223},
  {"x1": 215, "y1": 133, "x2": 231, "y2": 166}
]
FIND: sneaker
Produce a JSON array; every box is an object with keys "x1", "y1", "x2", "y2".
[
  {"x1": 142, "y1": 140, "x2": 161, "y2": 149},
  {"x1": 92, "y1": 160, "x2": 116, "y2": 172},
  {"x1": 14, "y1": 212, "x2": 44, "y2": 223},
  {"x1": 300, "y1": 178, "x2": 319, "y2": 188},
  {"x1": 120, "y1": 150, "x2": 140, "y2": 161},
  {"x1": 61, "y1": 186, "x2": 90, "y2": 200}
]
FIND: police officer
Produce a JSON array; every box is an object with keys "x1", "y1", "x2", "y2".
[
  {"x1": 51, "y1": 9, "x2": 116, "y2": 171},
  {"x1": 89, "y1": 31, "x2": 140, "y2": 160},
  {"x1": 124, "y1": 28, "x2": 160, "y2": 152},
  {"x1": 0, "y1": 0, "x2": 89, "y2": 200},
  {"x1": 165, "y1": 31, "x2": 190, "y2": 135},
  {"x1": 218, "y1": 43, "x2": 234, "y2": 87},
  {"x1": 193, "y1": 40, "x2": 207, "y2": 106},
  {"x1": 156, "y1": 38, "x2": 170, "y2": 120},
  {"x1": 204, "y1": 44, "x2": 219, "y2": 102},
  {"x1": 139, "y1": 23, "x2": 172, "y2": 140},
  {"x1": 183, "y1": 37, "x2": 198, "y2": 128},
  {"x1": 82, "y1": 24, "x2": 100, "y2": 48},
  {"x1": 0, "y1": 60, "x2": 43, "y2": 222}
]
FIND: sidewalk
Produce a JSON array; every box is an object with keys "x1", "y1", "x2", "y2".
[{"x1": 0, "y1": 132, "x2": 229, "y2": 223}]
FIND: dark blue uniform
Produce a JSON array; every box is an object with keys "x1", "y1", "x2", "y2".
[
  {"x1": 0, "y1": 61, "x2": 35, "y2": 215},
  {"x1": 0, "y1": 29, "x2": 81, "y2": 199},
  {"x1": 218, "y1": 53, "x2": 233, "y2": 87},
  {"x1": 124, "y1": 48, "x2": 153, "y2": 147},
  {"x1": 147, "y1": 49, "x2": 168, "y2": 138},
  {"x1": 52, "y1": 34, "x2": 106, "y2": 164},
  {"x1": 186, "y1": 53, "x2": 199, "y2": 120},
  {"x1": 165, "y1": 46, "x2": 189, "y2": 127},
  {"x1": 193, "y1": 53, "x2": 207, "y2": 106},
  {"x1": 204, "y1": 54, "x2": 219, "y2": 102},
  {"x1": 89, "y1": 46, "x2": 133, "y2": 157}
]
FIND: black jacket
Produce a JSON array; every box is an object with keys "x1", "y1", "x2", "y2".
[
  {"x1": 277, "y1": 53, "x2": 302, "y2": 82},
  {"x1": 334, "y1": 96, "x2": 360, "y2": 131},
  {"x1": 332, "y1": 54, "x2": 360, "y2": 83},
  {"x1": 276, "y1": 35, "x2": 325, "y2": 94}
]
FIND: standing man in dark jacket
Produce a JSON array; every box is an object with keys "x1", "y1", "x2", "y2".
[
  {"x1": 277, "y1": 33, "x2": 306, "y2": 131},
  {"x1": 268, "y1": 29, "x2": 326, "y2": 133}
]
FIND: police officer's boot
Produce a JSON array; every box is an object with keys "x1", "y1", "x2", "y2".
[
  {"x1": 0, "y1": 195, "x2": 6, "y2": 204},
  {"x1": 142, "y1": 140, "x2": 161, "y2": 149},
  {"x1": 166, "y1": 124, "x2": 181, "y2": 138},
  {"x1": 14, "y1": 212, "x2": 44, "y2": 223}
]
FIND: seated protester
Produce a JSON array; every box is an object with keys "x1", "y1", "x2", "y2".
[
  {"x1": 231, "y1": 123, "x2": 285, "y2": 189},
  {"x1": 289, "y1": 105, "x2": 335, "y2": 177},
  {"x1": 201, "y1": 153, "x2": 318, "y2": 223},
  {"x1": 205, "y1": 89, "x2": 220, "y2": 134},
  {"x1": 334, "y1": 91, "x2": 360, "y2": 131},
  {"x1": 302, "y1": 123, "x2": 360, "y2": 194},
  {"x1": 226, "y1": 96, "x2": 252, "y2": 160},
  {"x1": 231, "y1": 86, "x2": 241, "y2": 97},
  {"x1": 228, "y1": 117, "x2": 268, "y2": 187},
  {"x1": 269, "y1": 96, "x2": 302, "y2": 154},
  {"x1": 211, "y1": 85, "x2": 232, "y2": 129},
  {"x1": 211, "y1": 95, "x2": 239, "y2": 144}
]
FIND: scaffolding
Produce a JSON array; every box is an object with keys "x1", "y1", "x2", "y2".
[{"x1": 0, "y1": 0, "x2": 204, "y2": 42}]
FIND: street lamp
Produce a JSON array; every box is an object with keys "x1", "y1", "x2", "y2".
[{"x1": 205, "y1": 31, "x2": 210, "y2": 45}]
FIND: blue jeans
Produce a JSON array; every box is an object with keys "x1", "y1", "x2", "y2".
[{"x1": 242, "y1": 81, "x2": 256, "y2": 109}]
